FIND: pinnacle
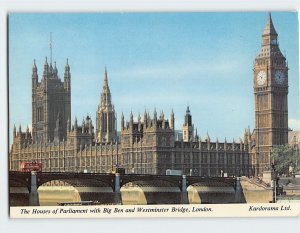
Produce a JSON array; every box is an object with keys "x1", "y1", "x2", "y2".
[{"x1": 263, "y1": 12, "x2": 277, "y2": 36}]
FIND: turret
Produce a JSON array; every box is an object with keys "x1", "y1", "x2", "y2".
[
  {"x1": 74, "y1": 117, "x2": 78, "y2": 132},
  {"x1": 121, "y1": 112, "x2": 124, "y2": 130},
  {"x1": 138, "y1": 113, "x2": 141, "y2": 131},
  {"x1": 170, "y1": 109, "x2": 175, "y2": 130},
  {"x1": 43, "y1": 57, "x2": 49, "y2": 78},
  {"x1": 194, "y1": 128, "x2": 199, "y2": 142},
  {"x1": 130, "y1": 111, "x2": 133, "y2": 129},
  {"x1": 206, "y1": 131, "x2": 210, "y2": 149},
  {"x1": 198, "y1": 136, "x2": 202, "y2": 149},
  {"x1": 240, "y1": 137, "x2": 243, "y2": 150},
  {"x1": 182, "y1": 106, "x2": 194, "y2": 142},
  {"x1": 82, "y1": 118, "x2": 85, "y2": 133},
  {"x1": 13, "y1": 125, "x2": 17, "y2": 138},
  {"x1": 162, "y1": 117, "x2": 166, "y2": 129},
  {"x1": 64, "y1": 59, "x2": 71, "y2": 91},
  {"x1": 26, "y1": 125, "x2": 30, "y2": 138},
  {"x1": 53, "y1": 61, "x2": 58, "y2": 77},
  {"x1": 143, "y1": 110, "x2": 147, "y2": 129},
  {"x1": 49, "y1": 62, "x2": 53, "y2": 74},
  {"x1": 32, "y1": 59, "x2": 38, "y2": 88},
  {"x1": 153, "y1": 108, "x2": 157, "y2": 127}
]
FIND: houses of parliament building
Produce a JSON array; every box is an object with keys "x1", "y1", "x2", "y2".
[{"x1": 10, "y1": 14, "x2": 290, "y2": 177}]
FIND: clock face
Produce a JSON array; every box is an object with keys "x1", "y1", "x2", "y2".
[
  {"x1": 275, "y1": 70, "x2": 285, "y2": 85},
  {"x1": 257, "y1": 71, "x2": 267, "y2": 86}
]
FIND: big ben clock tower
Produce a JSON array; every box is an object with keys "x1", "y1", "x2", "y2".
[{"x1": 252, "y1": 13, "x2": 288, "y2": 176}]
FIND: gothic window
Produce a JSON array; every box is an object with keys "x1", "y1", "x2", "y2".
[
  {"x1": 184, "y1": 153, "x2": 189, "y2": 163},
  {"x1": 219, "y1": 153, "x2": 224, "y2": 164},
  {"x1": 211, "y1": 153, "x2": 216, "y2": 163},
  {"x1": 193, "y1": 153, "x2": 198, "y2": 163},
  {"x1": 236, "y1": 155, "x2": 240, "y2": 164},
  {"x1": 37, "y1": 107, "x2": 43, "y2": 122},
  {"x1": 175, "y1": 153, "x2": 180, "y2": 164},
  {"x1": 203, "y1": 153, "x2": 207, "y2": 163}
]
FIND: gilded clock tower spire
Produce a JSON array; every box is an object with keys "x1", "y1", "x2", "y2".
[{"x1": 252, "y1": 13, "x2": 289, "y2": 176}]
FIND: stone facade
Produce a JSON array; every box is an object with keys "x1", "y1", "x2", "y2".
[
  {"x1": 10, "y1": 14, "x2": 289, "y2": 177},
  {"x1": 32, "y1": 58, "x2": 71, "y2": 144}
]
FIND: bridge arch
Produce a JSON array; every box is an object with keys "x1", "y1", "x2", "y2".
[
  {"x1": 120, "y1": 178, "x2": 181, "y2": 205},
  {"x1": 37, "y1": 178, "x2": 115, "y2": 205},
  {"x1": 186, "y1": 180, "x2": 237, "y2": 204}
]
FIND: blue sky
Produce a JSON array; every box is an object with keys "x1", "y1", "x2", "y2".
[{"x1": 9, "y1": 12, "x2": 299, "y2": 143}]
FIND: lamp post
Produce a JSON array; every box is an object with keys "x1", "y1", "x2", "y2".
[{"x1": 271, "y1": 163, "x2": 277, "y2": 203}]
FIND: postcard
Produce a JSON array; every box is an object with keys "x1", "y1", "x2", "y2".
[{"x1": 8, "y1": 12, "x2": 300, "y2": 218}]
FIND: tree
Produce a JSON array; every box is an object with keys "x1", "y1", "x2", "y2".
[{"x1": 271, "y1": 145, "x2": 300, "y2": 175}]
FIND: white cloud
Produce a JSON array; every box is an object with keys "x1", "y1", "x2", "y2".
[{"x1": 289, "y1": 118, "x2": 300, "y2": 131}]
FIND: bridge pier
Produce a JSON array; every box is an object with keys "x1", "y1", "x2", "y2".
[
  {"x1": 114, "y1": 173, "x2": 122, "y2": 205},
  {"x1": 29, "y1": 171, "x2": 40, "y2": 206},
  {"x1": 181, "y1": 175, "x2": 188, "y2": 204},
  {"x1": 234, "y1": 177, "x2": 245, "y2": 203}
]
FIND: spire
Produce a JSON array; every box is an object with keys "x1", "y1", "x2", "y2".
[
  {"x1": 160, "y1": 110, "x2": 164, "y2": 120},
  {"x1": 74, "y1": 117, "x2": 78, "y2": 131},
  {"x1": 54, "y1": 61, "x2": 58, "y2": 74},
  {"x1": 104, "y1": 66, "x2": 108, "y2": 83},
  {"x1": 43, "y1": 57, "x2": 49, "y2": 77},
  {"x1": 170, "y1": 108, "x2": 175, "y2": 130},
  {"x1": 130, "y1": 111, "x2": 133, "y2": 128},
  {"x1": 138, "y1": 113, "x2": 142, "y2": 130},
  {"x1": 13, "y1": 124, "x2": 16, "y2": 138},
  {"x1": 205, "y1": 131, "x2": 210, "y2": 142},
  {"x1": 184, "y1": 105, "x2": 192, "y2": 126},
  {"x1": 263, "y1": 13, "x2": 278, "y2": 36},
  {"x1": 82, "y1": 118, "x2": 85, "y2": 133},
  {"x1": 64, "y1": 59, "x2": 71, "y2": 90},
  {"x1": 195, "y1": 128, "x2": 199, "y2": 142},
  {"x1": 32, "y1": 59, "x2": 38, "y2": 87},
  {"x1": 186, "y1": 106, "x2": 190, "y2": 114},
  {"x1": 65, "y1": 58, "x2": 70, "y2": 71},
  {"x1": 44, "y1": 57, "x2": 48, "y2": 67},
  {"x1": 153, "y1": 108, "x2": 157, "y2": 127},
  {"x1": 32, "y1": 59, "x2": 37, "y2": 70},
  {"x1": 100, "y1": 67, "x2": 112, "y2": 108},
  {"x1": 121, "y1": 112, "x2": 124, "y2": 130}
]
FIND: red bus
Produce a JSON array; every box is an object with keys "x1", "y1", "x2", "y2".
[{"x1": 20, "y1": 162, "x2": 42, "y2": 172}]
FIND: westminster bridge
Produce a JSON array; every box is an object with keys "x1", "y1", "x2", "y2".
[{"x1": 9, "y1": 171, "x2": 274, "y2": 206}]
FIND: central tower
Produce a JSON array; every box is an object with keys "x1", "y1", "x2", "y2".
[
  {"x1": 252, "y1": 14, "x2": 289, "y2": 176},
  {"x1": 95, "y1": 68, "x2": 117, "y2": 143}
]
